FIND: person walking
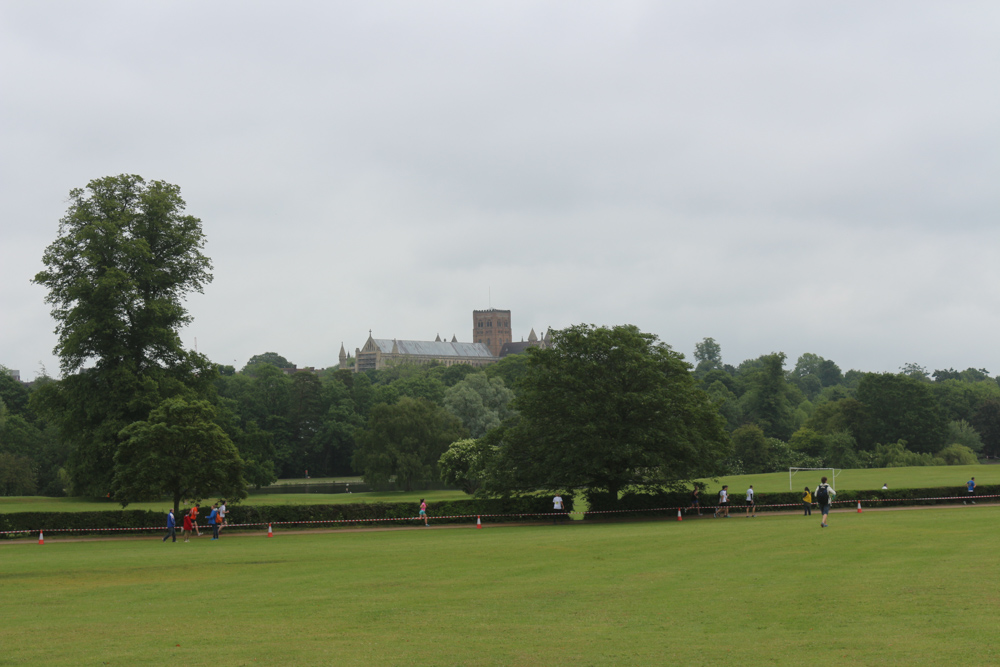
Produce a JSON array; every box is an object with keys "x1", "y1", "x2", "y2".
[
  {"x1": 552, "y1": 494, "x2": 565, "y2": 524},
  {"x1": 745, "y1": 486, "x2": 756, "y2": 517},
  {"x1": 715, "y1": 486, "x2": 730, "y2": 518},
  {"x1": 218, "y1": 499, "x2": 227, "y2": 532},
  {"x1": 181, "y1": 511, "x2": 193, "y2": 542},
  {"x1": 208, "y1": 504, "x2": 221, "y2": 540},
  {"x1": 419, "y1": 499, "x2": 429, "y2": 527},
  {"x1": 815, "y1": 476, "x2": 835, "y2": 527},
  {"x1": 686, "y1": 488, "x2": 702, "y2": 515},
  {"x1": 162, "y1": 509, "x2": 176, "y2": 543},
  {"x1": 965, "y1": 477, "x2": 976, "y2": 504},
  {"x1": 802, "y1": 487, "x2": 812, "y2": 516}
]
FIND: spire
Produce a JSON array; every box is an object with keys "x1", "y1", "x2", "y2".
[
  {"x1": 339, "y1": 343, "x2": 347, "y2": 367},
  {"x1": 528, "y1": 328, "x2": 538, "y2": 342},
  {"x1": 391, "y1": 339, "x2": 399, "y2": 354},
  {"x1": 435, "y1": 333, "x2": 441, "y2": 342},
  {"x1": 451, "y1": 334, "x2": 457, "y2": 342}
]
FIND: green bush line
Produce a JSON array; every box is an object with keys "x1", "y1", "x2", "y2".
[
  {"x1": 583, "y1": 485, "x2": 999, "y2": 518},
  {"x1": 0, "y1": 495, "x2": 571, "y2": 538}
]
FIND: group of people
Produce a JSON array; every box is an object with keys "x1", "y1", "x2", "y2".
[
  {"x1": 686, "y1": 477, "x2": 838, "y2": 527},
  {"x1": 163, "y1": 500, "x2": 228, "y2": 543},
  {"x1": 685, "y1": 485, "x2": 758, "y2": 518}
]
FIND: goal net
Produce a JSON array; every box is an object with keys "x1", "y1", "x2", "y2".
[{"x1": 789, "y1": 467, "x2": 840, "y2": 491}]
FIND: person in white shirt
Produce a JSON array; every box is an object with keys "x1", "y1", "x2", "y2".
[
  {"x1": 218, "y1": 500, "x2": 227, "y2": 532},
  {"x1": 715, "y1": 486, "x2": 730, "y2": 518},
  {"x1": 745, "y1": 486, "x2": 756, "y2": 518},
  {"x1": 552, "y1": 495, "x2": 565, "y2": 524}
]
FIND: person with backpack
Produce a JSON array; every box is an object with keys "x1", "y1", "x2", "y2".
[
  {"x1": 802, "y1": 487, "x2": 812, "y2": 516},
  {"x1": 814, "y1": 477, "x2": 835, "y2": 527}
]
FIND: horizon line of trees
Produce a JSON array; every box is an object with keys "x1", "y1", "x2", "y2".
[
  {"x1": 5, "y1": 173, "x2": 1000, "y2": 505},
  {"x1": 5, "y1": 337, "x2": 999, "y2": 498}
]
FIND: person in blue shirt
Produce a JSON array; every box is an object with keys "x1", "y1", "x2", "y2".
[
  {"x1": 162, "y1": 509, "x2": 176, "y2": 543},
  {"x1": 965, "y1": 477, "x2": 976, "y2": 504},
  {"x1": 208, "y1": 504, "x2": 221, "y2": 540}
]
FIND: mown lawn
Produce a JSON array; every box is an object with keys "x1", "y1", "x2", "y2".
[
  {"x1": 699, "y1": 464, "x2": 996, "y2": 495},
  {"x1": 1, "y1": 506, "x2": 999, "y2": 665}
]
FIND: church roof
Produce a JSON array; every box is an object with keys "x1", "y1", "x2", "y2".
[
  {"x1": 499, "y1": 341, "x2": 535, "y2": 357},
  {"x1": 370, "y1": 338, "x2": 494, "y2": 358}
]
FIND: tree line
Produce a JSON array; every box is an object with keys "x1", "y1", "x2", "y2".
[{"x1": 3, "y1": 174, "x2": 999, "y2": 507}]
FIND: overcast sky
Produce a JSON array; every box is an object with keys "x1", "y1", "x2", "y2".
[{"x1": 2, "y1": 2, "x2": 998, "y2": 381}]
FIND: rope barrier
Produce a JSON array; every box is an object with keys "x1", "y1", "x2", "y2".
[{"x1": 2, "y1": 493, "x2": 996, "y2": 537}]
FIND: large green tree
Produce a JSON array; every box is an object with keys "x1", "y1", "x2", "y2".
[
  {"x1": 31, "y1": 174, "x2": 215, "y2": 495},
  {"x1": 114, "y1": 397, "x2": 246, "y2": 515},
  {"x1": 484, "y1": 324, "x2": 729, "y2": 501}
]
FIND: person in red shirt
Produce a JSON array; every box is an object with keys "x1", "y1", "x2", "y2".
[
  {"x1": 188, "y1": 505, "x2": 201, "y2": 537},
  {"x1": 182, "y1": 512, "x2": 193, "y2": 542}
]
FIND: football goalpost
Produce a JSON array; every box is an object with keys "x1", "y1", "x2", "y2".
[{"x1": 789, "y1": 467, "x2": 840, "y2": 491}]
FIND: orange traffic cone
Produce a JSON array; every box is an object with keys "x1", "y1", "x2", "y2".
[
  {"x1": 267, "y1": 524, "x2": 273, "y2": 537},
  {"x1": 476, "y1": 516, "x2": 483, "y2": 529},
  {"x1": 677, "y1": 509, "x2": 683, "y2": 521},
  {"x1": 38, "y1": 530, "x2": 44, "y2": 545},
  {"x1": 857, "y1": 502, "x2": 862, "y2": 513}
]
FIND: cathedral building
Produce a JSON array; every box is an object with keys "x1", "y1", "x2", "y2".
[{"x1": 340, "y1": 309, "x2": 550, "y2": 372}]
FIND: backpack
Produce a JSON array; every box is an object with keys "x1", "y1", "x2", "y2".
[{"x1": 814, "y1": 485, "x2": 829, "y2": 505}]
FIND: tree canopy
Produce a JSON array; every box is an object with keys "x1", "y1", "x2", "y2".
[
  {"x1": 482, "y1": 324, "x2": 729, "y2": 500},
  {"x1": 352, "y1": 397, "x2": 467, "y2": 491},
  {"x1": 114, "y1": 397, "x2": 246, "y2": 515},
  {"x1": 31, "y1": 175, "x2": 220, "y2": 495},
  {"x1": 33, "y1": 174, "x2": 212, "y2": 375}
]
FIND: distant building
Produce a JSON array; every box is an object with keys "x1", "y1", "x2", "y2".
[
  {"x1": 499, "y1": 327, "x2": 551, "y2": 357},
  {"x1": 342, "y1": 309, "x2": 548, "y2": 372},
  {"x1": 7, "y1": 369, "x2": 20, "y2": 382},
  {"x1": 348, "y1": 334, "x2": 495, "y2": 372}
]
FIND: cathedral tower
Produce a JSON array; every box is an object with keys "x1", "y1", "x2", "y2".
[{"x1": 473, "y1": 309, "x2": 511, "y2": 357}]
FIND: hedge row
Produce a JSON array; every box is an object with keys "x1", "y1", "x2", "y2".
[
  {"x1": 0, "y1": 494, "x2": 572, "y2": 538},
  {"x1": 584, "y1": 485, "x2": 1000, "y2": 518}
]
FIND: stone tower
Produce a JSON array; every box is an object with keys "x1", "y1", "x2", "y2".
[{"x1": 473, "y1": 309, "x2": 512, "y2": 357}]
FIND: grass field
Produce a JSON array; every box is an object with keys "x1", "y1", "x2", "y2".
[
  {"x1": 699, "y1": 464, "x2": 995, "y2": 495},
  {"x1": 2, "y1": 505, "x2": 998, "y2": 665}
]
